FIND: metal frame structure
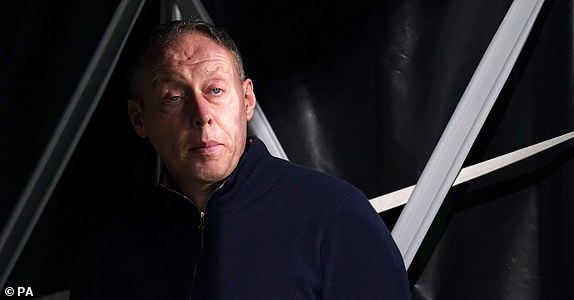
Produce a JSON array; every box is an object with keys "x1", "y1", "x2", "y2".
[
  {"x1": 0, "y1": 0, "x2": 568, "y2": 296},
  {"x1": 391, "y1": 0, "x2": 546, "y2": 268},
  {"x1": 370, "y1": 131, "x2": 574, "y2": 213},
  {"x1": 0, "y1": 0, "x2": 146, "y2": 288}
]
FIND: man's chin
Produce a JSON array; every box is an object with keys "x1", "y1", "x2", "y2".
[{"x1": 192, "y1": 167, "x2": 231, "y2": 184}]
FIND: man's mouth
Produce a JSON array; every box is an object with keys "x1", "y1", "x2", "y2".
[{"x1": 190, "y1": 141, "x2": 223, "y2": 155}]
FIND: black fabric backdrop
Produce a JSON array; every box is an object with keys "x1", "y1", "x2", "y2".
[{"x1": 1, "y1": 0, "x2": 572, "y2": 298}]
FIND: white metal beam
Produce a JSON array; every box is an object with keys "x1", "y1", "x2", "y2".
[
  {"x1": 370, "y1": 130, "x2": 574, "y2": 212},
  {"x1": 0, "y1": 0, "x2": 146, "y2": 288},
  {"x1": 391, "y1": 0, "x2": 546, "y2": 269}
]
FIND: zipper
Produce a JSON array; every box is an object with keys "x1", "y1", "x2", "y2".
[
  {"x1": 188, "y1": 182, "x2": 225, "y2": 300},
  {"x1": 198, "y1": 211, "x2": 206, "y2": 230},
  {"x1": 159, "y1": 182, "x2": 225, "y2": 299},
  {"x1": 189, "y1": 210, "x2": 206, "y2": 300}
]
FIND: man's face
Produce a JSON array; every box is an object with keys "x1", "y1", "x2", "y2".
[{"x1": 128, "y1": 33, "x2": 256, "y2": 188}]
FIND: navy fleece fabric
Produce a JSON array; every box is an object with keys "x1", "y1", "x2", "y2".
[{"x1": 72, "y1": 137, "x2": 410, "y2": 299}]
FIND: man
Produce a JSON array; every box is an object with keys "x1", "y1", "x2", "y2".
[{"x1": 72, "y1": 19, "x2": 410, "y2": 299}]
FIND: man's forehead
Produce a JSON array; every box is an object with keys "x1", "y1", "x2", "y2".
[
  {"x1": 160, "y1": 33, "x2": 231, "y2": 64},
  {"x1": 134, "y1": 32, "x2": 240, "y2": 87}
]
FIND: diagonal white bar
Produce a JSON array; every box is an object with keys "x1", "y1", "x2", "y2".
[
  {"x1": 0, "y1": 0, "x2": 146, "y2": 288},
  {"x1": 249, "y1": 105, "x2": 289, "y2": 160},
  {"x1": 370, "y1": 130, "x2": 574, "y2": 212},
  {"x1": 391, "y1": 0, "x2": 546, "y2": 269}
]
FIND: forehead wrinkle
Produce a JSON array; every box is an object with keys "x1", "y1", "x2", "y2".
[
  {"x1": 149, "y1": 58, "x2": 232, "y2": 89},
  {"x1": 146, "y1": 33, "x2": 239, "y2": 85},
  {"x1": 162, "y1": 35, "x2": 229, "y2": 62},
  {"x1": 177, "y1": 34, "x2": 237, "y2": 66},
  {"x1": 160, "y1": 39, "x2": 230, "y2": 66}
]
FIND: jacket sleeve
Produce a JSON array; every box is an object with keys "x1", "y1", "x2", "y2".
[{"x1": 320, "y1": 189, "x2": 411, "y2": 299}]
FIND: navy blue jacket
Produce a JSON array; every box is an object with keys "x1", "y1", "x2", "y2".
[{"x1": 72, "y1": 137, "x2": 410, "y2": 299}]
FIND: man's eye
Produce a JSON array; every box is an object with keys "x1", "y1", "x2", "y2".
[
  {"x1": 167, "y1": 95, "x2": 182, "y2": 103},
  {"x1": 211, "y1": 88, "x2": 222, "y2": 95}
]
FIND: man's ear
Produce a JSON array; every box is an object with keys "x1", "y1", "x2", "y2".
[
  {"x1": 243, "y1": 79, "x2": 256, "y2": 121},
  {"x1": 127, "y1": 99, "x2": 148, "y2": 138}
]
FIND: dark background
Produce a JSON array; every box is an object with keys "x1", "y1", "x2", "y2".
[{"x1": 1, "y1": 0, "x2": 572, "y2": 298}]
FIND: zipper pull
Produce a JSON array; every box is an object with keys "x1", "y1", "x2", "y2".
[{"x1": 198, "y1": 211, "x2": 206, "y2": 230}]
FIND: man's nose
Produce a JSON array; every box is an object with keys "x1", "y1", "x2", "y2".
[{"x1": 191, "y1": 97, "x2": 213, "y2": 128}]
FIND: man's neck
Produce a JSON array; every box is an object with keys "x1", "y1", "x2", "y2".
[
  {"x1": 161, "y1": 172, "x2": 220, "y2": 210},
  {"x1": 181, "y1": 182, "x2": 220, "y2": 210}
]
